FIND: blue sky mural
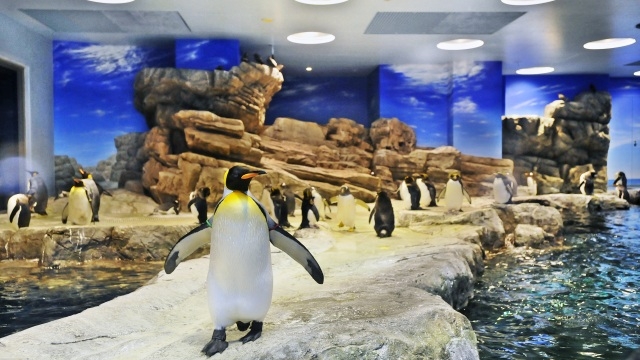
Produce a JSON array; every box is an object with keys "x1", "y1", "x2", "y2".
[
  {"x1": 608, "y1": 78, "x2": 640, "y2": 180},
  {"x1": 175, "y1": 39, "x2": 239, "y2": 71},
  {"x1": 266, "y1": 76, "x2": 369, "y2": 126},
  {"x1": 54, "y1": 41, "x2": 174, "y2": 166}
]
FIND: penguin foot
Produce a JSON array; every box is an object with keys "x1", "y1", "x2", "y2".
[
  {"x1": 338, "y1": 221, "x2": 344, "y2": 228},
  {"x1": 202, "y1": 329, "x2": 228, "y2": 356},
  {"x1": 348, "y1": 227, "x2": 355, "y2": 232},
  {"x1": 240, "y1": 321, "x2": 262, "y2": 344},
  {"x1": 236, "y1": 321, "x2": 250, "y2": 331}
]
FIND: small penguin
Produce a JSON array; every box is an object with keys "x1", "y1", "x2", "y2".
[
  {"x1": 281, "y1": 183, "x2": 296, "y2": 217},
  {"x1": 369, "y1": 190, "x2": 395, "y2": 237},
  {"x1": 405, "y1": 175, "x2": 421, "y2": 210},
  {"x1": 78, "y1": 169, "x2": 101, "y2": 222},
  {"x1": 188, "y1": 187, "x2": 210, "y2": 224},
  {"x1": 416, "y1": 173, "x2": 437, "y2": 207},
  {"x1": 525, "y1": 171, "x2": 538, "y2": 196},
  {"x1": 26, "y1": 170, "x2": 48, "y2": 215},
  {"x1": 253, "y1": 53, "x2": 264, "y2": 65},
  {"x1": 61, "y1": 179, "x2": 93, "y2": 225},
  {"x1": 437, "y1": 171, "x2": 471, "y2": 212},
  {"x1": 311, "y1": 187, "x2": 331, "y2": 220},
  {"x1": 329, "y1": 185, "x2": 370, "y2": 232},
  {"x1": 7, "y1": 194, "x2": 31, "y2": 230},
  {"x1": 505, "y1": 172, "x2": 518, "y2": 197},
  {"x1": 260, "y1": 184, "x2": 276, "y2": 220},
  {"x1": 270, "y1": 187, "x2": 291, "y2": 227},
  {"x1": 163, "y1": 166, "x2": 323, "y2": 357},
  {"x1": 579, "y1": 170, "x2": 597, "y2": 195},
  {"x1": 613, "y1": 171, "x2": 630, "y2": 201},
  {"x1": 493, "y1": 173, "x2": 514, "y2": 204},
  {"x1": 299, "y1": 187, "x2": 320, "y2": 229},
  {"x1": 154, "y1": 199, "x2": 180, "y2": 215}
]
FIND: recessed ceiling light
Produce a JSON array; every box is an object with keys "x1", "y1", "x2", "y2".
[
  {"x1": 437, "y1": 39, "x2": 484, "y2": 50},
  {"x1": 306, "y1": 67, "x2": 313, "y2": 71},
  {"x1": 516, "y1": 66, "x2": 555, "y2": 75},
  {"x1": 501, "y1": 0, "x2": 554, "y2": 5},
  {"x1": 87, "y1": 0, "x2": 135, "y2": 3},
  {"x1": 295, "y1": 0, "x2": 348, "y2": 4},
  {"x1": 584, "y1": 38, "x2": 636, "y2": 50},
  {"x1": 635, "y1": 71, "x2": 640, "y2": 76},
  {"x1": 287, "y1": 32, "x2": 335, "y2": 44}
]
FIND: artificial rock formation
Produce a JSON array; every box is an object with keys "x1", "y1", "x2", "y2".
[{"x1": 503, "y1": 90, "x2": 611, "y2": 194}]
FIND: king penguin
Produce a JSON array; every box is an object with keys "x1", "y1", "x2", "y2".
[
  {"x1": 493, "y1": 173, "x2": 514, "y2": 204},
  {"x1": 26, "y1": 170, "x2": 48, "y2": 215},
  {"x1": 7, "y1": 194, "x2": 31, "y2": 230},
  {"x1": 579, "y1": 170, "x2": 596, "y2": 195},
  {"x1": 61, "y1": 179, "x2": 93, "y2": 225},
  {"x1": 78, "y1": 168, "x2": 102, "y2": 222},
  {"x1": 330, "y1": 185, "x2": 370, "y2": 232},
  {"x1": 163, "y1": 166, "x2": 323, "y2": 357},
  {"x1": 613, "y1": 171, "x2": 630, "y2": 201},
  {"x1": 437, "y1": 171, "x2": 471, "y2": 212},
  {"x1": 369, "y1": 190, "x2": 395, "y2": 237}
]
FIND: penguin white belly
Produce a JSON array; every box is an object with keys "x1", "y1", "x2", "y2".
[
  {"x1": 416, "y1": 180, "x2": 431, "y2": 208},
  {"x1": 307, "y1": 208, "x2": 318, "y2": 227},
  {"x1": 209, "y1": 194, "x2": 272, "y2": 327},
  {"x1": 189, "y1": 191, "x2": 198, "y2": 216},
  {"x1": 68, "y1": 190, "x2": 93, "y2": 225},
  {"x1": 399, "y1": 181, "x2": 411, "y2": 209},
  {"x1": 527, "y1": 177, "x2": 537, "y2": 196},
  {"x1": 337, "y1": 195, "x2": 356, "y2": 228},
  {"x1": 312, "y1": 193, "x2": 323, "y2": 218},
  {"x1": 444, "y1": 181, "x2": 463, "y2": 211},
  {"x1": 493, "y1": 179, "x2": 511, "y2": 204}
]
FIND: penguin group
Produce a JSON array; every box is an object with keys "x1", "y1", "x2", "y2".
[
  {"x1": 399, "y1": 173, "x2": 437, "y2": 210},
  {"x1": 164, "y1": 166, "x2": 323, "y2": 356}
]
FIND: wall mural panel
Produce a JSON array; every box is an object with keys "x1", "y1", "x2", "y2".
[
  {"x1": 175, "y1": 39, "x2": 239, "y2": 71},
  {"x1": 266, "y1": 76, "x2": 369, "y2": 126},
  {"x1": 53, "y1": 41, "x2": 174, "y2": 167},
  {"x1": 609, "y1": 78, "x2": 640, "y2": 180}
]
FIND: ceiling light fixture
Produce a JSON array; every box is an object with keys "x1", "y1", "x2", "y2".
[
  {"x1": 87, "y1": 0, "x2": 135, "y2": 3},
  {"x1": 295, "y1": 0, "x2": 348, "y2": 4},
  {"x1": 306, "y1": 67, "x2": 313, "y2": 72},
  {"x1": 437, "y1": 39, "x2": 484, "y2": 50},
  {"x1": 516, "y1": 66, "x2": 555, "y2": 75},
  {"x1": 287, "y1": 32, "x2": 335, "y2": 44},
  {"x1": 584, "y1": 38, "x2": 636, "y2": 50},
  {"x1": 635, "y1": 71, "x2": 640, "y2": 76},
  {"x1": 501, "y1": 0, "x2": 554, "y2": 5}
]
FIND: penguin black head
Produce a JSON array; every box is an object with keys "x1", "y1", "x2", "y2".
[
  {"x1": 303, "y1": 187, "x2": 313, "y2": 200},
  {"x1": 198, "y1": 187, "x2": 211, "y2": 198},
  {"x1": 339, "y1": 185, "x2": 351, "y2": 196},
  {"x1": 226, "y1": 166, "x2": 266, "y2": 192},
  {"x1": 590, "y1": 171, "x2": 597, "y2": 178},
  {"x1": 404, "y1": 175, "x2": 415, "y2": 184},
  {"x1": 72, "y1": 178, "x2": 84, "y2": 188}
]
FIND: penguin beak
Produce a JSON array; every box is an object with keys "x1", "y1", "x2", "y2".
[{"x1": 241, "y1": 170, "x2": 267, "y2": 180}]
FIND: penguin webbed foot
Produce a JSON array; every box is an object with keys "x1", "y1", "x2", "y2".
[
  {"x1": 239, "y1": 321, "x2": 262, "y2": 344},
  {"x1": 202, "y1": 329, "x2": 228, "y2": 356}
]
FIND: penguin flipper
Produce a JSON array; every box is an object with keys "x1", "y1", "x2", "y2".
[
  {"x1": 61, "y1": 203, "x2": 69, "y2": 224},
  {"x1": 269, "y1": 225, "x2": 324, "y2": 284},
  {"x1": 368, "y1": 208, "x2": 376, "y2": 224},
  {"x1": 462, "y1": 187, "x2": 472, "y2": 204},
  {"x1": 323, "y1": 198, "x2": 332, "y2": 213},
  {"x1": 164, "y1": 222, "x2": 211, "y2": 274},
  {"x1": 9, "y1": 204, "x2": 19, "y2": 224},
  {"x1": 355, "y1": 199, "x2": 370, "y2": 212},
  {"x1": 311, "y1": 204, "x2": 320, "y2": 221},
  {"x1": 437, "y1": 187, "x2": 447, "y2": 202}
]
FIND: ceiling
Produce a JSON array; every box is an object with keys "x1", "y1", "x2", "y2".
[{"x1": 1, "y1": 0, "x2": 640, "y2": 78}]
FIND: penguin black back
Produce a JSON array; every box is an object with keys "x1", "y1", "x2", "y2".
[
  {"x1": 369, "y1": 190, "x2": 395, "y2": 237},
  {"x1": 405, "y1": 175, "x2": 421, "y2": 210}
]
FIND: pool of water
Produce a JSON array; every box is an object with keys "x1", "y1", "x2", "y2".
[
  {"x1": 463, "y1": 207, "x2": 640, "y2": 359},
  {"x1": 0, "y1": 260, "x2": 163, "y2": 338}
]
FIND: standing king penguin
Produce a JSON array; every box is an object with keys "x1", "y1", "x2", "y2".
[
  {"x1": 78, "y1": 169, "x2": 101, "y2": 222},
  {"x1": 330, "y1": 185, "x2": 370, "y2": 232},
  {"x1": 437, "y1": 171, "x2": 471, "y2": 212},
  {"x1": 61, "y1": 179, "x2": 93, "y2": 225},
  {"x1": 26, "y1": 170, "x2": 48, "y2": 215},
  {"x1": 163, "y1": 166, "x2": 323, "y2": 357},
  {"x1": 369, "y1": 190, "x2": 395, "y2": 237},
  {"x1": 493, "y1": 173, "x2": 514, "y2": 204}
]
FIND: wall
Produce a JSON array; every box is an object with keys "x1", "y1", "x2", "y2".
[
  {"x1": 175, "y1": 39, "x2": 239, "y2": 71},
  {"x1": 0, "y1": 13, "x2": 54, "y2": 194},
  {"x1": 609, "y1": 77, "x2": 640, "y2": 180}
]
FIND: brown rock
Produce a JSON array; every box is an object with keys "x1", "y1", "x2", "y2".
[
  {"x1": 183, "y1": 127, "x2": 262, "y2": 165},
  {"x1": 261, "y1": 118, "x2": 327, "y2": 146},
  {"x1": 325, "y1": 117, "x2": 371, "y2": 149},
  {"x1": 172, "y1": 110, "x2": 245, "y2": 138},
  {"x1": 369, "y1": 118, "x2": 416, "y2": 154}
]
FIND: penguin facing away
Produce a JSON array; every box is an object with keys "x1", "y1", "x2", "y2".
[
  {"x1": 578, "y1": 170, "x2": 596, "y2": 195},
  {"x1": 26, "y1": 170, "x2": 48, "y2": 215},
  {"x1": 260, "y1": 184, "x2": 276, "y2": 220},
  {"x1": 404, "y1": 175, "x2": 421, "y2": 210},
  {"x1": 7, "y1": 194, "x2": 31, "y2": 230},
  {"x1": 188, "y1": 187, "x2": 210, "y2": 224},
  {"x1": 270, "y1": 187, "x2": 292, "y2": 227},
  {"x1": 613, "y1": 171, "x2": 630, "y2": 201},
  {"x1": 281, "y1": 182, "x2": 296, "y2": 217},
  {"x1": 493, "y1": 173, "x2": 514, "y2": 204},
  {"x1": 299, "y1": 187, "x2": 320, "y2": 229},
  {"x1": 369, "y1": 190, "x2": 395, "y2": 237},
  {"x1": 163, "y1": 166, "x2": 323, "y2": 357},
  {"x1": 437, "y1": 171, "x2": 471, "y2": 212},
  {"x1": 329, "y1": 185, "x2": 370, "y2": 232},
  {"x1": 61, "y1": 179, "x2": 93, "y2": 225}
]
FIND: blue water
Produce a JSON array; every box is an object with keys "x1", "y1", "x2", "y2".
[{"x1": 464, "y1": 207, "x2": 640, "y2": 359}]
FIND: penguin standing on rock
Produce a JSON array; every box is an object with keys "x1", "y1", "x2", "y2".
[
  {"x1": 613, "y1": 171, "x2": 630, "y2": 201},
  {"x1": 26, "y1": 170, "x2": 48, "y2": 215},
  {"x1": 579, "y1": 170, "x2": 597, "y2": 195},
  {"x1": 281, "y1": 183, "x2": 296, "y2": 217},
  {"x1": 188, "y1": 187, "x2": 210, "y2": 224},
  {"x1": 311, "y1": 187, "x2": 331, "y2": 220},
  {"x1": 416, "y1": 173, "x2": 437, "y2": 207},
  {"x1": 493, "y1": 173, "x2": 514, "y2": 204},
  {"x1": 437, "y1": 171, "x2": 471, "y2": 212},
  {"x1": 78, "y1": 168, "x2": 102, "y2": 222},
  {"x1": 61, "y1": 179, "x2": 93, "y2": 225},
  {"x1": 270, "y1": 187, "x2": 291, "y2": 227},
  {"x1": 404, "y1": 175, "x2": 421, "y2": 210},
  {"x1": 163, "y1": 166, "x2": 323, "y2": 357},
  {"x1": 369, "y1": 190, "x2": 395, "y2": 237},
  {"x1": 526, "y1": 171, "x2": 538, "y2": 196}
]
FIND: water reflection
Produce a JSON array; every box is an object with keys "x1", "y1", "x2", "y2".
[
  {"x1": 0, "y1": 261, "x2": 162, "y2": 338},
  {"x1": 463, "y1": 207, "x2": 640, "y2": 360}
]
